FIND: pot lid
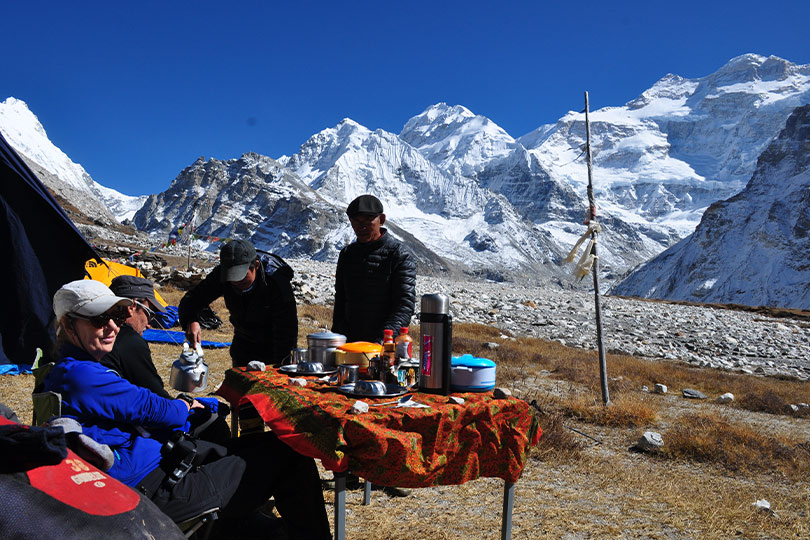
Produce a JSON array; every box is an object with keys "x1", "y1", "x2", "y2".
[
  {"x1": 452, "y1": 354, "x2": 495, "y2": 368},
  {"x1": 338, "y1": 341, "x2": 383, "y2": 354},
  {"x1": 307, "y1": 331, "x2": 346, "y2": 343}
]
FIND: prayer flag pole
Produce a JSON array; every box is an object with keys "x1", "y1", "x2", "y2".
[{"x1": 584, "y1": 91, "x2": 611, "y2": 406}]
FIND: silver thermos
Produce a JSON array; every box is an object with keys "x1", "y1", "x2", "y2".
[{"x1": 419, "y1": 293, "x2": 452, "y2": 395}]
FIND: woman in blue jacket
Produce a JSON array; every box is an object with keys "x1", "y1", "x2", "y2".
[{"x1": 44, "y1": 280, "x2": 330, "y2": 539}]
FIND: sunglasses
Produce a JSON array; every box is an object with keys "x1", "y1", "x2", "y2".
[
  {"x1": 68, "y1": 306, "x2": 128, "y2": 329},
  {"x1": 133, "y1": 300, "x2": 155, "y2": 320}
]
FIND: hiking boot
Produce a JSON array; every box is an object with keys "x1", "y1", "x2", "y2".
[
  {"x1": 210, "y1": 510, "x2": 287, "y2": 539},
  {"x1": 382, "y1": 486, "x2": 411, "y2": 497},
  {"x1": 321, "y1": 473, "x2": 362, "y2": 490}
]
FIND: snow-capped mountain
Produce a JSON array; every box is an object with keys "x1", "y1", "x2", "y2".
[
  {"x1": 5, "y1": 54, "x2": 810, "y2": 303},
  {"x1": 0, "y1": 97, "x2": 146, "y2": 223},
  {"x1": 612, "y1": 104, "x2": 810, "y2": 310}
]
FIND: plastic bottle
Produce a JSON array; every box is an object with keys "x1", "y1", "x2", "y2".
[
  {"x1": 382, "y1": 329, "x2": 397, "y2": 369},
  {"x1": 395, "y1": 327, "x2": 413, "y2": 360}
]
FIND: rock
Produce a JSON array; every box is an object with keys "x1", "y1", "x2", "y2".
[
  {"x1": 654, "y1": 383, "x2": 668, "y2": 394},
  {"x1": 786, "y1": 404, "x2": 800, "y2": 413},
  {"x1": 349, "y1": 401, "x2": 369, "y2": 414},
  {"x1": 493, "y1": 388, "x2": 512, "y2": 399},
  {"x1": 483, "y1": 342, "x2": 499, "y2": 350},
  {"x1": 246, "y1": 361, "x2": 266, "y2": 372},
  {"x1": 682, "y1": 389, "x2": 707, "y2": 400},
  {"x1": 752, "y1": 499, "x2": 776, "y2": 516},
  {"x1": 717, "y1": 392, "x2": 735, "y2": 403},
  {"x1": 641, "y1": 385, "x2": 649, "y2": 392},
  {"x1": 631, "y1": 431, "x2": 664, "y2": 452}
]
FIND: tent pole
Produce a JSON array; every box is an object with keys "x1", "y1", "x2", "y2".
[{"x1": 584, "y1": 91, "x2": 610, "y2": 406}]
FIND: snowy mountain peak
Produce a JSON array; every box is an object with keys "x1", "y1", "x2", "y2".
[
  {"x1": 400, "y1": 103, "x2": 517, "y2": 177},
  {"x1": 0, "y1": 96, "x2": 146, "y2": 222}
]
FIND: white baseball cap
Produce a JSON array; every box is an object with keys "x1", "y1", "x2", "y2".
[{"x1": 53, "y1": 279, "x2": 133, "y2": 320}]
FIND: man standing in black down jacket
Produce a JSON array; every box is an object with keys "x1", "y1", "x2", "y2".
[
  {"x1": 332, "y1": 194, "x2": 416, "y2": 343},
  {"x1": 179, "y1": 239, "x2": 297, "y2": 367}
]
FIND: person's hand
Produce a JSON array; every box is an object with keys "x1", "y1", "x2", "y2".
[
  {"x1": 186, "y1": 321, "x2": 202, "y2": 348},
  {"x1": 191, "y1": 399, "x2": 205, "y2": 410}
]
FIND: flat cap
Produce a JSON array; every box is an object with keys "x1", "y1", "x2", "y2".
[{"x1": 346, "y1": 194, "x2": 383, "y2": 217}]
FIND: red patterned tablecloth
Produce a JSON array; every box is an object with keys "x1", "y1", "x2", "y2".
[{"x1": 217, "y1": 368, "x2": 541, "y2": 488}]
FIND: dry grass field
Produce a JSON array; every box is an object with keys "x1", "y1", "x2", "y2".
[{"x1": 3, "y1": 287, "x2": 809, "y2": 539}]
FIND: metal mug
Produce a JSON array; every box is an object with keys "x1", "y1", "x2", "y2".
[
  {"x1": 337, "y1": 364, "x2": 359, "y2": 386},
  {"x1": 291, "y1": 348, "x2": 308, "y2": 365}
]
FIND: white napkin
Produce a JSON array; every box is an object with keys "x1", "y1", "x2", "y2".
[{"x1": 289, "y1": 377, "x2": 307, "y2": 387}]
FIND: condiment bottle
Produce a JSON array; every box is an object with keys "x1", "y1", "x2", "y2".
[
  {"x1": 382, "y1": 329, "x2": 397, "y2": 370},
  {"x1": 395, "y1": 327, "x2": 413, "y2": 360}
]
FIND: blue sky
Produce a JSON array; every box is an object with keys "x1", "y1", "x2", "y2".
[{"x1": 1, "y1": 1, "x2": 808, "y2": 196}]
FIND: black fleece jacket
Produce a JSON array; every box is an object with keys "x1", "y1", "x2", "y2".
[{"x1": 179, "y1": 253, "x2": 297, "y2": 366}]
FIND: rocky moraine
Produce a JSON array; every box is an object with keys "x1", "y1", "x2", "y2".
[
  {"x1": 288, "y1": 260, "x2": 810, "y2": 382},
  {"x1": 94, "y1": 236, "x2": 810, "y2": 383}
]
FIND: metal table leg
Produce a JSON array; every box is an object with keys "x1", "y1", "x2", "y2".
[
  {"x1": 363, "y1": 480, "x2": 372, "y2": 505},
  {"x1": 334, "y1": 471, "x2": 347, "y2": 540},
  {"x1": 501, "y1": 481, "x2": 515, "y2": 540}
]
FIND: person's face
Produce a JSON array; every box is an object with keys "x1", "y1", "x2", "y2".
[
  {"x1": 230, "y1": 263, "x2": 258, "y2": 291},
  {"x1": 126, "y1": 299, "x2": 154, "y2": 335},
  {"x1": 66, "y1": 307, "x2": 123, "y2": 360},
  {"x1": 350, "y1": 213, "x2": 385, "y2": 243}
]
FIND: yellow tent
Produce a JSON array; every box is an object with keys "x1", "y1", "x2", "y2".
[{"x1": 84, "y1": 258, "x2": 168, "y2": 308}]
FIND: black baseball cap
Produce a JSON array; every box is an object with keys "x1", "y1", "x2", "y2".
[
  {"x1": 109, "y1": 275, "x2": 167, "y2": 313},
  {"x1": 220, "y1": 239, "x2": 257, "y2": 282},
  {"x1": 346, "y1": 194, "x2": 384, "y2": 217}
]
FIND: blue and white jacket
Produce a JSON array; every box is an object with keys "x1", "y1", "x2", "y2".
[{"x1": 43, "y1": 343, "x2": 189, "y2": 486}]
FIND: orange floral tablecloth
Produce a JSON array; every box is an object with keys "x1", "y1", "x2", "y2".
[{"x1": 217, "y1": 368, "x2": 541, "y2": 488}]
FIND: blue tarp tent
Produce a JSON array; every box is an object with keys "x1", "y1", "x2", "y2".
[{"x1": 0, "y1": 131, "x2": 101, "y2": 367}]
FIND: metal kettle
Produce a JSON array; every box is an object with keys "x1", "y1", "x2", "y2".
[{"x1": 170, "y1": 343, "x2": 209, "y2": 393}]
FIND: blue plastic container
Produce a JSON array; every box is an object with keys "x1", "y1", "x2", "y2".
[{"x1": 450, "y1": 354, "x2": 496, "y2": 392}]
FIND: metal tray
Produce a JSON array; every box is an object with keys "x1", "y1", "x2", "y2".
[
  {"x1": 279, "y1": 364, "x2": 338, "y2": 376},
  {"x1": 339, "y1": 383, "x2": 409, "y2": 399}
]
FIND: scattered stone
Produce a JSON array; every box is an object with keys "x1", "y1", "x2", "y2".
[
  {"x1": 483, "y1": 342, "x2": 499, "y2": 350},
  {"x1": 786, "y1": 404, "x2": 800, "y2": 413},
  {"x1": 654, "y1": 383, "x2": 668, "y2": 394},
  {"x1": 493, "y1": 388, "x2": 512, "y2": 399},
  {"x1": 752, "y1": 499, "x2": 776, "y2": 516},
  {"x1": 631, "y1": 431, "x2": 664, "y2": 452},
  {"x1": 641, "y1": 385, "x2": 649, "y2": 392},
  {"x1": 717, "y1": 392, "x2": 735, "y2": 403},
  {"x1": 682, "y1": 389, "x2": 707, "y2": 400},
  {"x1": 349, "y1": 401, "x2": 369, "y2": 414}
]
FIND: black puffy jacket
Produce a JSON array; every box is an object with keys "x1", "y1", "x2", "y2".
[
  {"x1": 179, "y1": 252, "x2": 297, "y2": 366},
  {"x1": 332, "y1": 229, "x2": 416, "y2": 343}
]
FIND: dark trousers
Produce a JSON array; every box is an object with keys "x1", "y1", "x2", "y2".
[{"x1": 138, "y1": 432, "x2": 331, "y2": 539}]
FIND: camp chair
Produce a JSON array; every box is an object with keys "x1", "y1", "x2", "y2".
[
  {"x1": 31, "y1": 361, "x2": 60, "y2": 426},
  {"x1": 177, "y1": 507, "x2": 219, "y2": 539}
]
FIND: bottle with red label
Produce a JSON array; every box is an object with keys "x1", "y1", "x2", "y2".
[{"x1": 394, "y1": 327, "x2": 413, "y2": 360}]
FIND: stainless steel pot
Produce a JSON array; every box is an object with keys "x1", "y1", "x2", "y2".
[{"x1": 306, "y1": 331, "x2": 346, "y2": 368}]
